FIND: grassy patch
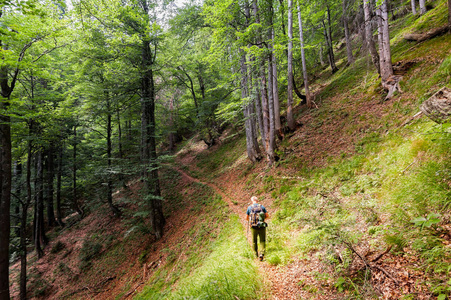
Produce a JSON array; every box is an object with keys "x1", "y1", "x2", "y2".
[
  {"x1": 135, "y1": 215, "x2": 264, "y2": 300},
  {"x1": 195, "y1": 133, "x2": 246, "y2": 179}
]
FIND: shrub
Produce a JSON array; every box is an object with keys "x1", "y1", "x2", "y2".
[
  {"x1": 79, "y1": 238, "x2": 102, "y2": 270},
  {"x1": 50, "y1": 241, "x2": 66, "y2": 254}
]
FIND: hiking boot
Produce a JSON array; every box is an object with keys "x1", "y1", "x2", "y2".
[{"x1": 259, "y1": 254, "x2": 264, "y2": 261}]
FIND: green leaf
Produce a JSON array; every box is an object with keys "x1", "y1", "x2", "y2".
[{"x1": 412, "y1": 217, "x2": 427, "y2": 226}]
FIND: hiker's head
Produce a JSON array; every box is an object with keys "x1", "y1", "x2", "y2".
[{"x1": 251, "y1": 196, "x2": 258, "y2": 204}]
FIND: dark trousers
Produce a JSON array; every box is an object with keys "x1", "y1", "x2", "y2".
[{"x1": 251, "y1": 227, "x2": 266, "y2": 257}]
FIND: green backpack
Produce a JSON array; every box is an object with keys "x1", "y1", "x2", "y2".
[{"x1": 249, "y1": 204, "x2": 268, "y2": 228}]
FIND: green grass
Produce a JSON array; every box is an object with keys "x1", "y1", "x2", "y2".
[
  {"x1": 135, "y1": 215, "x2": 264, "y2": 300},
  {"x1": 194, "y1": 132, "x2": 247, "y2": 179}
]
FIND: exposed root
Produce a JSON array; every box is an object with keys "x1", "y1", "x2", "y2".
[{"x1": 382, "y1": 75, "x2": 403, "y2": 101}]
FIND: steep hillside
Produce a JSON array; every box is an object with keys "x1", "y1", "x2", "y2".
[{"x1": 8, "y1": 1, "x2": 451, "y2": 299}]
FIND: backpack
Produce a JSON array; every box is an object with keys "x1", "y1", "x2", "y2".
[{"x1": 249, "y1": 204, "x2": 267, "y2": 228}]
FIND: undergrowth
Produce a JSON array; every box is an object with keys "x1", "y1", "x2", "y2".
[{"x1": 135, "y1": 215, "x2": 263, "y2": 300}]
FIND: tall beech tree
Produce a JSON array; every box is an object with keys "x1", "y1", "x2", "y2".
[
  {"x1": 287, "y1": 0, "x2": 296, "y2": 130},
  {"x1": 364, "y1": 0, "x2": 380, "y2": 74},
  {"x1": 296, "y1": 1, "x2": 312, "y2": 107},
  {"x1": 138, "y1": 0, "x2": 165, "y2": 239}
]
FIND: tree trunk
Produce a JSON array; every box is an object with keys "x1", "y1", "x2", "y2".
[
  {"x1": 343, "y1": 0, "x2": 355, "y2": 65},
  {"x1": 287, "y1": 0, "x2": 295, "y2": 130},
  {"x1": 0, "y1": 11, "x2": 12, "y2": 295},
  {"x1": 267, "y1": 57, "x2": 276, "y2": 164},
  {"x1": 13, "y1": 162, "x2": 22, "y2": 237},
  {"x1": 106, "y1": 92, "x2": 120, "y2": 217},
  {"x1": 117, "y1": 108, "x2": 123, "y2": 160},
  {"x1": 168, "y1": 96, "x2": 176, "y2": 152},
  {"x1": 297, "y1": 3, "x2": 312, "y2": 107},
  {"x1": 419, "y1": 0, "x2": 426, "y2": 14},
  {"x1": 364, "y1": 0, "x2": 380, "y2": 74},
  {"x1": 46, "y1": 146, "x2": 56, "y2": 227},
  {"x1": 253, "y1": 0, "x2": 274, "y2": 165},
  {"x1": 266, "y1": 0, "x2": 276, "y2": 163},
  {"x1": 271, "y1": 28, "x2": 281, "y2": 132},
  {"x1": 324, "y1": 6, "x2": 339, "y2": 74},
  {"x1": 56, "y1": 143, "x2": 64, "y2": 227},
  {"x1": 319, "y1": 44, "x2": 325, "y2": 66},
  {"x1": 251, "y1": 57, "x2": 265, "y2": 144},
  {"x1": 358, "y1": 5, "x2": 367, "y2": 53},
  {"x1": 411, "y1": 0, "x2": 417, "y2": 15},
  {"x1": 0, "y1": 112, "x2": 11, "y2": 300},
  {"x1": 240, "y1": 52, "x2": 261, "y2": 162},
  {"x1": 34, "y1": 150, "x2": 45, "y2": 258},
  {"x1": 377, "y1": 0, "x2": 401, "y2": 100},
  {"x1": 448, "y1": 0, "x2": 451, "y2": 28},
  {"x1": 260, "y1": 63, "x2": 271, "y2": 162},
  {"x1": 20, "y1": 136, "x2": 33, "y2": 300},
  {"x1": 140, "y1": 1, "x2": 165, "y2": 239},
  {"x1": 72, "y1": 125, "x2": 83, "y2": 216}
]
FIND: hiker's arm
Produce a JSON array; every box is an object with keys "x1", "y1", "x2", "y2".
[
  {"x1": 246, "y1": 215, "x2": 249, "y2": 221},
  {"x1": 265, "y1": 213, "x2": 269, "y2": 219}
]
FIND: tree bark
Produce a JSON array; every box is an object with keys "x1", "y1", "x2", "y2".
[
  {"x1": 448, "y1": 0, "x2": 451, "y2": 29},
  {"x1": 34, "y1": 150, "x2": 45, "y2": 258},
  {"x1": 72, "y1": 125, "x2": 83, "y2": 216},
  {"x1": 106, "y1": 92, "x2": 120, "y2": 217},
  {"x1": 0, "y1": 112, "x2": 11, "y2": 300},
  {"x1": 377, "y1": 0, "x2": 401, "y2": 100},
  {"x1": 364, "y1": 0, "x2": 380, "y2": 74},
  {"x1": 253, "y1": 0, "x2": 274, "y2": 165},
  {"x1": 251, "y1": 58, "x2": 265, "y2": 144},
  {"x1": 117, "y1": 107, "x2": 123, "y2": 160},
  {"x1": 13, "y1": 162, "x2": 22, "y2": 237},
  {"x1": 240, "y1": 51, "x2": 261, "y2": 162},
  {"x1": 46, "y1": 146, "x2": 56, "y2": 227},
  {"x1": 324, "y1": 5, "x2": 339, "y2": 74},
  {"x1": 411, "y1": 0, "x2": 417, "y2": 15},
  {"x1": 287, "y1": 0, "x2": 295, "y2": 130},
  {"x1": 271, "y1": 28, "x2": 281, "y2": 132},
  {"x1": 343, "y1": 0, "x2": 355, "y2": 65},
  {"x1": 419, "y1": 0, "x2": 426, "y2": 14},
  {"x1": 168, "y1": 95, "x2": 176, "y2": 152},
  {"x1": 297, "y1": 3, "x2": 312, "y2": 107},
  {"x1": 0, "y1": 9, "x2": 12, "y2": 295},
  {"x1": 319, "y1": 44, "x2": 325, "y2": 66},
  {"x1": 140, "y1": 0, "x2": 165, "y2": 239},
  {"x1": 20, "y1": 135, "x2": 33, "y2": 300},
  {"x1": 266, "y1": 0, "x2": 276, "y2": 164},
  {"x1": 56, "y1": 143, "x2": 64, "y2": 227}
]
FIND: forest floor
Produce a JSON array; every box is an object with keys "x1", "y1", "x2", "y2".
[{"x1": 8, "y1": 7, "x2": 451, "y2": 298}]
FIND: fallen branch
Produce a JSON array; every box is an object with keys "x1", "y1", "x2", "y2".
[
  {"x1": 372, "y1": 246, "x2": 393, "y2": 263},
  {"x1": 373, "y1": 265, "x2": 399, "y2": 286},
  {"x1": 404, "y1": 25, "x2": 450, "y2": 42},
  {"x1": 341, "y1": 238, "x2": 399, "y2": 286},
  {"x1": 383, "y1": 75, "x2": 403, "y2": 101},
  {"x1": 400, "y1": 111, "x2": 423, "y2": 127},
  {"x1": 124, "y1": 282, "x2": 143, "y2": 298},
  {"x1": 399, "y1": 161, "x2": 416, "y2": 175}
]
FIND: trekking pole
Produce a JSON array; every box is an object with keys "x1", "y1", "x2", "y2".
[{"x1": 246, "y1": 218, "x2": 249, "y2": 241}]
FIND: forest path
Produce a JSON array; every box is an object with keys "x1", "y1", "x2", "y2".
[{"x1": 172, "y1": 165, "x2": 310, "y2": 300}]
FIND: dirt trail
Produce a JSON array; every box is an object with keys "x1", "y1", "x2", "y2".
[
  {"x1": 175, "y1": 167, "x2": 246, "y2": 223},
  {"x1": 173, "y1": 166, "x2": 310, "y2": 300}
]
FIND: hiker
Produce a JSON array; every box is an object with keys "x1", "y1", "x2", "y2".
[{"x1": 246, "y1": 196, "x2": 269, "y2": 261}]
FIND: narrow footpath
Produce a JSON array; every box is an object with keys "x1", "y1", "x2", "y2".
[{"x1": 173, "y1": 166, "x2": 323, "y2": 300}]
